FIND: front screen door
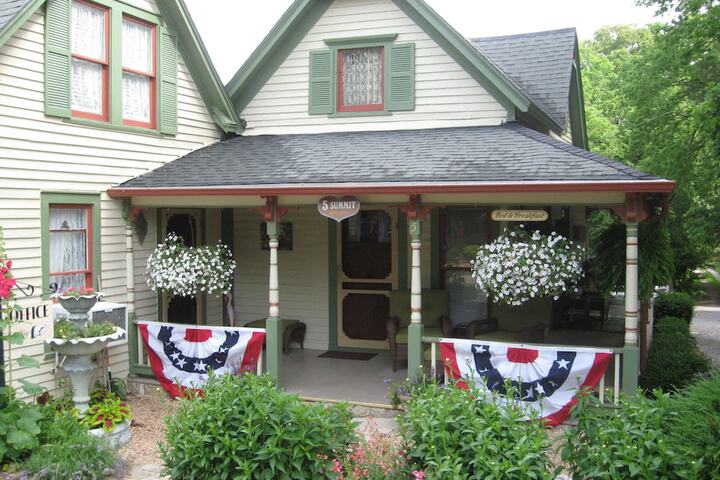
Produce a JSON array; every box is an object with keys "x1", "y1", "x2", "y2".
[{"x1": 337, "y1": 209, "x2": 397, "y2": 349}]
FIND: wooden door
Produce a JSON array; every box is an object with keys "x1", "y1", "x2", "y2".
[
  {"x1": 162, "y1": 209, "x2": 204, "y2": 325},
  {"x1": 337, "y1": 209, "x2": 397, "y2": 349}
]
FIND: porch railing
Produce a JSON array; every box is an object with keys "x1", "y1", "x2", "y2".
[
  {"x1": 129, "y1": 319, "x2": 263, "y2": 377},
  {"x1": 422, "y1": 336, "x2": 623, "y2": 406}
]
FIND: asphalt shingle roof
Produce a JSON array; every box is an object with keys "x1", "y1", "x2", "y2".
[
  {"x1": 471, "y1": 28, "x2": 578, "y2": 128},
  {"x1": 0, "y1": 0, "x2": 31, "y2": 33},
  {"x1": 117, "y1": 123, "x2": 658, "y2": 189}
]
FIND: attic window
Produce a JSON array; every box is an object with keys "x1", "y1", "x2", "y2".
[{"x1": 337, "y1": 47, "x2": 384, "y2": 112}]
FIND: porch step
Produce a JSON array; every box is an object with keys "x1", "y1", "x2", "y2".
[{"x1": 127, "y1": 375, "x2": 160, "y2": 397}]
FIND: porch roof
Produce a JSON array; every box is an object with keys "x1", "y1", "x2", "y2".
[{"x1": 109, "y1": 123, "x2": 674, "y2": 197}]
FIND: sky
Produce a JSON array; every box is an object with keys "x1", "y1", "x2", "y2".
[{"x1": 184, "y1": 0, "x2": 667, "y2": 84}]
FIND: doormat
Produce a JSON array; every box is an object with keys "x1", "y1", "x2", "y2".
[{"x1": 318, "y1": 351, "x2": 377, "y2": 361}]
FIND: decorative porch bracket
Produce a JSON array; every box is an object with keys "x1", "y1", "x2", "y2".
[
  {"x1": 403, "y1": 194, "x2": 428, "y2": 380},
  {"x1": 261, "y1": 196, "x2": 284, "y2": 385}
]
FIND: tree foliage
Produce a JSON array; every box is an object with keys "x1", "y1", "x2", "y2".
[{"x1": 580, "y1": 0, "x2": 720, "y2": 286}]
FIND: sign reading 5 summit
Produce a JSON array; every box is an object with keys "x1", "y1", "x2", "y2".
[{"x1": 317, "y1": 196, "x2": 360, "y2": 222}]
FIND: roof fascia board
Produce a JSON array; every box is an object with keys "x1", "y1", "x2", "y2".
[
  {"x1": 108, "y1": 180, "x2": 677, "y2": 198},
  {"x1": 572, "y1": 43, "x2": 589, "y2": 149},
  {"x1": 156, "y1": 0, "x2": 241, "y2": 133},
  {"x1": 527, "y1": 103, "x2": 565, "y2": 135},
  {"x1": 0, "y1": 0, "x2": 45, "y2": 49},
  {"x1": 392, "y1": 0, "x2": 531, "y2": 114},
  {"x1": 226, "y1": 0, "x2": 332, "y2": 111}
]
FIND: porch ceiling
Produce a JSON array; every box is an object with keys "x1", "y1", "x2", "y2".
[{"x1": 109, "y1": 123, "x2": 674, "y2": 199}]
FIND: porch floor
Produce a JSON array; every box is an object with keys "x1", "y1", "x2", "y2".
[{"x1": 281, "y1": 349, "x2": 406, "y2": 405}]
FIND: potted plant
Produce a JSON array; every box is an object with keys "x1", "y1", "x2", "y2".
[
  {"x1": 81, "y1": 388, "x2": 133, "y2": 448},
  {"x1": 53, "y1": 286, "x2": 103, "y2": 328}
]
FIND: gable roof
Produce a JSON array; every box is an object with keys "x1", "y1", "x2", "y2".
[
  {"x1": 226, "y1": 0, "x2": 534, "y2": 123},
  {"x1": 0, "y1": 0, "x2": 240, "y2": 133},
  {"x1": 471, "y1": 28, "x2": 578, "y2": 129},
  {"x1": 109, "y1": 123, "x2": 674, "y2": 197}
]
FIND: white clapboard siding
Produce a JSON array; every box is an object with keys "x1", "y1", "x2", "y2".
[
  {"x1": 241, "y1": 0, "x2": 508, "y2": 135},
  {"x1": 233, "y1": 208, "x2": 330, "y2": 350},
  {"x1": 0, "y1": 7, "x2": 222, "y2": 397}
]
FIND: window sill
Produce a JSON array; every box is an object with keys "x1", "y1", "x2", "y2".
[
  {"x1": 63, "y1": 117, "x2": 167, "y2": 137},
  {"x1": 328, "y1": 111, "x2": 393, "y2": 118}
]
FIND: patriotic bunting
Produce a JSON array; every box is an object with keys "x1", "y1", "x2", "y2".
[
  {"x1": 138, "y1": 321, "x2": 265, "y2": 397},
  {"x1": 440, "y1": 339, "x2": 612, "y2": 426}
]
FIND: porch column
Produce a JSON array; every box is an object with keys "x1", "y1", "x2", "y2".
[
  {"x1": 125, "y1": 215, "x2": 140, "y2": 375},
  {"x1": 407, "y1": 196, "x2": 424, "y2": 379},
  {"x1": 622, "y1": 194, "x2": 640, "y2": 393},
  {"x1": 265, "y1": 198, "x2": 283, "y2": 384}
]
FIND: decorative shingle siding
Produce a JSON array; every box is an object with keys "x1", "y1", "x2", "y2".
[
  {"x1": 0, "y1": 8, "x2": 221, "y2": 395},
  {"x1": 241, "y1": 0, "x2": 508, "y2": 135}
]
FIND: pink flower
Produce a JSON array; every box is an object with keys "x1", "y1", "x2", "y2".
[{"x1": 413, "y1": 470, "x2": 426, "y2": 480}]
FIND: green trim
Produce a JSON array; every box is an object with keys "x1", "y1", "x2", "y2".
[
  {"x1": 0, "y1": 0, "x2": 44, "y2": 49},
  {"x1": 324, "y1": 33, "x2": 398, "y2": 46},
  {"x1": 391, "y1": 0, "x2": 530, "y2": 113},
  {"x1": 128, "y1": 313, "x2": 140, "y2": 375},
  {"x1": 407, "y1": 322, "x2": 423, "y2": 379},
  {"x1": 622, "y1": 344, "x2": 639, "y2": 395},
  {"x1": 571, "y1": 58, "x2": 589, "y2": 149},
  {"x1": 328, "y1": 111, "x2": 393, "y2": 118},
  {"x1": 227, "y1": 0, "x2": 333, "y2": 111},
  {"x1": 397, "y1": 210, "x2": 407, "y2": 290},
  {"x1": 130, "y1": 365, "x2": 153, "y2": 377},
  {"x1": 62, "y1": 117, "x2": 164, "y2": 136},
  {"x1": 430, "y1": 208, "x2": 441, "y2": 289},
  {"x1": 40, "y1": 192, "x2": 102, "y2": 300},
  {"x1": 328, "y1": 220, "x2": 338, "y2": 350},
  {"x1": 220, "y1": 208, "x2": 234, "y2": 327}
]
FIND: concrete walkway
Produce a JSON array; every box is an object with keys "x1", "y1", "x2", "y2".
[{"x1": 694, "y1": 269, "x2": 720, "y2": 366}]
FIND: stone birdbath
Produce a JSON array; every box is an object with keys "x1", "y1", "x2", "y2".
[{"x1": 46, "y1": 290, "x2": 125, "y2": 413}]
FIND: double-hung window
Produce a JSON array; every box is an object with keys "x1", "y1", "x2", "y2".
[
  {"x1": 122, "y1": 16, "x2": 155, "y2": 128},
  {"x1": 337, "y1": 47, "x2": 384, "y2": 112},
  {"x1": 45, "y1": 0, "x2": 178, "y2": 134},
  {"x1": 70, "y1": 0, "x2": 109, "y2": 121}
]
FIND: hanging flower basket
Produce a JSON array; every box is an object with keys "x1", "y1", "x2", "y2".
[
  {"x1": 471, "y1": 226, "x2": 585, "y2": 306},
  {"x1": 146, "y1": 233, "x2": 236, "y2": 297}
]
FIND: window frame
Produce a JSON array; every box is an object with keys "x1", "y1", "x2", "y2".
[
  {"x1": 70, "y1": 0, "x2": 110, "y2": 122},
  {"x1": 121, "y1": 14, "x2": 157, "y2": 129},
  {"x1": 41, "y1": 192, "x2": 102, "y2": 299},
  {"x1": 336, "y1": 46, "x2": 385, "y2": 113},
  {"x1": 48, "y1": 204, "x2": 94, "y2": 289}
]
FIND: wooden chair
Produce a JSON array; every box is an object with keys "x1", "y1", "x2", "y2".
[{"x1": 385, "y1": 289, "x2": 452, "y2": 371}]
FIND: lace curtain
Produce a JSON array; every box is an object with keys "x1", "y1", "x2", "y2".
[
  {"x1": 342, "y1": 47, "x2": 383, "y2": 106},
  {"x1": 49, "y1": 208, "x2": 88, "y2": 292},
  {"x1": 122, "y1": 20, "x2": 152, "y2": 122},
  {"x1": 70, "y1": 1, "x2": 105, "y2": 114}
]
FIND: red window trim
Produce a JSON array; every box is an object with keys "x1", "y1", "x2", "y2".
[
  {"x1": 48, "y1": 204, "x2": 94, "y2": 288},
  {"x1": 336, "y1": 47, "x2": 385, "y2": 113},
  {"x1": 70, "y1": 0, "x2": 110, "y2": 122},
  {"x1": 122, "y1": 15, "x2": 157, "y2": 130}
]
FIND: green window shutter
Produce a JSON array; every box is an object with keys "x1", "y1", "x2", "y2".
[
  {"x1": 158, "y1": 26, "x2": 178, "y2": 135},
  {"x1": 44, "y1": 0, "x2": 72, "y2": 118},
  {"x1": 308, "y1": 49, "x2": 333, "y2": 115},
  {"x1": 387, "y1": 43, "x2": 415, "y2": 112}
]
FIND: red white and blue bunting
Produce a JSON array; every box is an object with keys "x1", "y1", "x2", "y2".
[
  {"x1": 138, "y1": 321, "x2": 265, "y2": 397},
  {"x1": 440, "y1": 339, "x2": 612, "y2": 426}
]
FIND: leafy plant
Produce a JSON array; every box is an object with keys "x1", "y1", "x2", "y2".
[
  {"x1": 0, "y1": 396, "x2": 46, "y2": 464},
  {"x1": 161, "y1": 373, "x2": 356, "y2": 480},
  {"x1": 57, "y1": 286, "x2": 97, "y2": 297},
  {"x1": 641, "y1": 316, "x2": 710, "y2": 393},
  {"x1": 654, "y1": 292, "x2": 695, "y2": 323},
  {"x1": 561, "y1": 390, "x2": 702, "y2": 479},
  {"x1": 331, "y1": 421, "x2": 411, "y2": 479},
  {"x1": 664, "y1": 371, "x2": 720, "y2": 479},
  {"x1": 54, "y1": 319, "x2": 116, "y2": 340},
  {"x1": 80, "y1": 390, "x2": 132, "y2": 432},
  {"x1": 471, "y1": 226, "x2": 585, "y2": 306},
  {"x1": 399, "y1": 381, "x2": 552, "y2": 480},
  {"x1": 25, "y1": 412, "x2": 117, "y2": 480}
]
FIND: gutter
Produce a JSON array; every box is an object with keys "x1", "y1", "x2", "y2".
[{"x1": 108, "y1": 179, "x2": 676, "y2": 198}]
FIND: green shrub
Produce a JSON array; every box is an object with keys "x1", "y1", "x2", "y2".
[
  {"x1": 0, "y1": 397, "x2": 47, "y2": 464},
  {"x1": 641, "y1": 317, "x2": 710, "y2": 393},
  {"x1": 161, "y1": 373, "x2": 356, "y2": 480},
  {"x1": 24, "y1": 412, "x2": 117, "y2": 480},
  {"x1": 665, "y1": 372, "x2": 720, "y2": 479},
  {"x1": 654, "y1": 292, "x2": 695, "y2": 323},
  {"x1": 399, "y1": 381, "x2": 552, "y2": 480},
  {"x1": 561, "y1": 391, "x2": 702, "y2": 479}
]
